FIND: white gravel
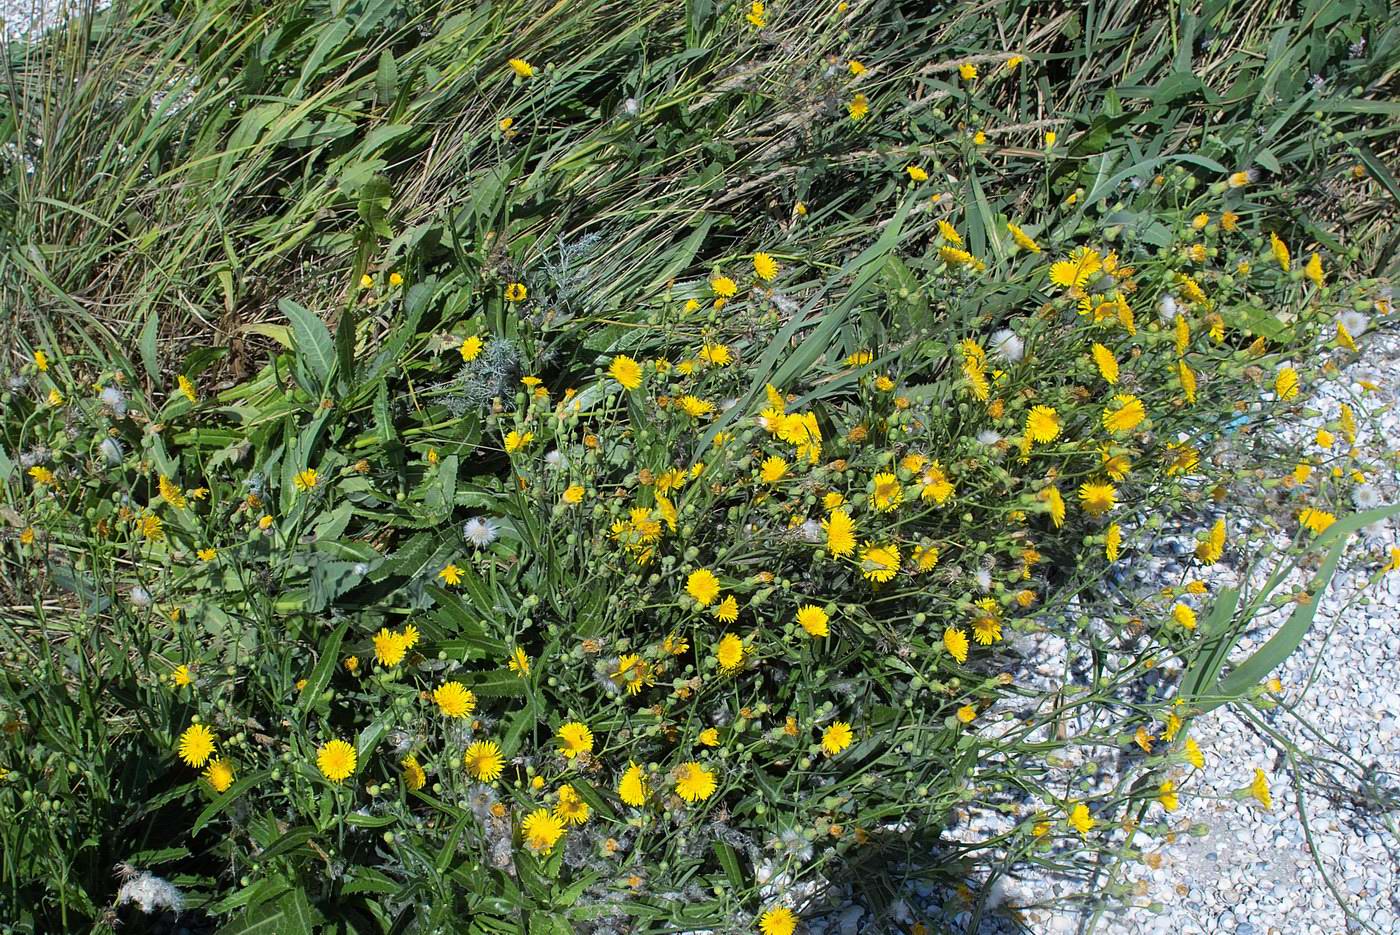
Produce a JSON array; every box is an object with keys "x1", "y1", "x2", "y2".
[{"x1": 1078, "y1": 330, "x2": 1400, "y2": 935}]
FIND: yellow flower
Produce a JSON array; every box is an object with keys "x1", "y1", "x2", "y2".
[
  {"x1": 317, "y1": 739, "x2": 357, "y2": 783},
  {"x1": 1067, "y1": 802, "x2": 1094, "y2": 835},
  {"x1": 972, "y1": 129, "x2": 986, "y2": 145},
  {"x1": 504, "y1": 429, "x2": 533, "y2": 453},
  {"x1": 1269, "y1": 232, "x2": 1290, "y2": 271},
  {"x1": 558, "y1": 721, "x2": 594, "y2": 759},
  {"x1": 1025, "y1": 405, "x2": 1061, "y2": 444},
  {"x1": 505, "y1": 282, "x2": 527, "y2": 302},
  {"x1": 1298, "y1": 507, "x2": 1336, "y2": 535},
  {"x1": 1158, "y1": 780, "x2": 1179, "y2": 812},
  {"x1": 759, "y1": 907, "x2": 798, "y2": 935},
  {"x1": 1044, "y1": 130, "x2": 1057, "y2": 147},
  {"x1": 716, "y1": 633, "x2": 746, "y2": 674},
  {"x1": 698, "y1": 727, "x2": 720, "y2": 747},
  {"x1": 753, "y1": 252, "x2": 779, "y2": 281},
  {"x1": 1007, "y1": 222, "x2": 1040, "y2": 253},
  {"x1": 907, "y1": 165, "x2": 928, "y2": 182},
  {"x1": 178, "y1": 375, "x2": 198, "y2": 404},
  {"x1": 958, "y1": 62, "x2": 977, "y2": 81},
  {"x1": 197, "y1": 547, "x2": 217, "y2": 562},
  {"x1": 823, "y1": 509, "x2": 856, "y2": 556},
  {"x1": 943, "y1": 627, "x2": 969, "y2": 663},
  {"x1": 610, "y1": 355, "x2": 642, "y2": 390},
  {"x1": 859, "y1": 542, "x2": 899, "y2": 583},
  {"x1": 1102, "y1": 394, "x2": 1145, "y2": 434},
  {"x1": 871, "y1": 471, "x2": 903, "y2": 512},
  {"x1": 1249, "y1": 768, "x2": 1272, "y2": 810},
  {"x1": 401, "y1": 755, "x2": 426, "y2": 791},
  {"x1": 618, "y1": 761, "x2": 649, "y2": 806},
  {"x1": 1178, "y1": 359, "x2": 1197, "y2": 404},
  {"x1": 1171, "y1": 603, "x2": 1197, "y2": 630},
  {"x1": 172, "y1": 664, "x2": 192, "y2": 687},
  {"x1": 438, "y1": 563, "x2": 463, "y2": 586},
  {"x1": 562, "y1": 484, "x2": 585, "y2": 505},
  {"x1": 464, "y1": 740, "x2": 504, "y2": 781},
  {"x1": 937, "y1": 219, "x2": 961, "y2": 245},
  {"x1": 360, "y1": 273, "x2": 374, "y2": 289},
  {"x1": 674, "y1": 761, "x2": 717, "y2": 802},
  {"x1": 761, "y1": 456, "x2": 789, "y2": 483},
  {"x1": 1090, "y1": 343, "x2": 1118, "y2": 384},
  {"x1": 712, "y1": 594, "x2": 739, "y2": 624},
  {"x1": 432, "y1": 682, "x2": 476, "y2": 718},
  {"x1": 686, "y1": 569, "x2": 721, "y2": 607},
  {"x1": 848, "y1": 59, "x2": 865, "y2": 76},
  {"x1": 33, "y1": 349, "x2": 48, "y2": 371},
  {"x1": 678, "y1": 395, "x2": 714, "y2": 418},
  {"x1": 1048, "y1": 247, "x2": 1102, "y2": 289},
  {"x1": 508, "y1": 58, "x2": 535, "y2": 78},
  {"x1": 956, "y1": 705, "x2": 976, "y2": 724},
  {"x1": 700, "y1": 343, "x2": 733, "y2": 366},
  {"x1": 46, "y1": 388, "x2": 63, "y2": 406},
  {"x1": 389, "y1": 272, "x2": 404, "y2": 287},
  {"x1": 204, "y1": 758, "x2": 235, "y2": 793},
  {"x1": 1006, "y1": 55, "x2": 1024, "y2": 71},
  {"x1": 796, "y1": 604, "x2": 829, "y2": 638},
  {"x1": 1196, "y1": 518, "x2": 1225, "y2": 564},
  {"x1": 177, "y1": 723, "x2": 216, "y2": 768},
  {"x1": 1274, "y1": 366, "x2": 1300, "y2": 400},
  {"x1": 848, "y1": 93, "x2": 869, "y2": 120},
  {"x1": 745, "y1": 0, "x2": 766, "y2": 27},
  {"x1": 552, "y1": 784, "x2": 591, "y2": 826},
  {"x1": 521, "y1": 809, "x2": 565, "y2": 855},
  {"x1": 509, "y1": 646, "x2": 531, "y2": 677},
  {"x1": 460, "y1": 335, "x2": 483, "y2": 362},
  {"x1": 821, "y1": 721, "x2": 853, "y2": 755},
  {"x1": 1184, "y1": 736, "x2": 1205, "y2": 769},
  {"x1": 372, "y1": 628, "x2": 407, "y2": 667},
  {"x1": 1042, "y1": 485, "x2": 1065, "y2": 527},
  {"x1": 1078, "y1": 482, "x2": 1116, "y2": 517},
  {"x1": 293, "y1": 468, "x2": 318, "y2": 492},
  {"x1": 710, "y1": 275, "x2": 737, "y2": 298},
  {"x1": 1304, "y1": 252, "x2": 1324, "y2": 288}
]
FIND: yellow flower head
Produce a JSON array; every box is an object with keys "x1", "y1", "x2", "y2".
[
  {"x1": 609, "y1": 355, "x2": 642, "y2": 390},
  {"x1": 759, "y1": 907, "x2": 798, "y2": 935},
  {"x1": 432, "y1": 681, "x2": 476, "y2": 718},
  {"x1": 859, "y1": 542, "x2": 899, "y2": 583},
  {"x1": 943, "y1": 627, "x2": 969, "y2": 663},
  {"x1": 204, "y1": 758, "x2": 235, "y2": 793},
  {"x1": 823, "y1": 509, "x2": 856, "y2": 556},
  {"x1": 796, "y1": 604, "x2": 829, "y2": 638},
  {"x1": 317, "y1": 739, "x2": 357, "y2": 783},
  {"x1": 753, "y1": 252, "x2": 779, "y2": 282},
  {"x1": 821, "y1": 721, "x2": 853, "y2": 755},
  {"x1": 521, "y1": 808, "x2": 565, "y2": 854},
  {"x1": 716, "y1": 633, "x2": 746, "y2": 674},
  {"x1": 464, "y1": 739, "x2": 504, "y2": 782},
  {"x1": 618, "y1": 761, "x2": 649, "y2": 806},
  {"x1": 558, "y1": 721, "x2": 594, "y2": 759},
  {"x1": 508, "y1": 58, "x2": 535, "y2": 78},
  {"x1": 681, "y1": 567, "x2": 720, "y2": 606},
  {"x1": 177, "y1": 723, "x2": 216, "y2": 768},
  {"x1": 674, "y1": 761, "x2": 717, "y2": 802}
]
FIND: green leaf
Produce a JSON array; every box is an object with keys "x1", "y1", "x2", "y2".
[
  {"x1": 295, "y1": 622, "x2": 348, "y2": 721},
  {"x1": 192, "y1": 770, "x2": 273, "y2": 835},
  {"x1": 375, "y1": 49, "x2": 399, "y2": 105},
  {"x1": 280, "y1": 298, "x2": 335, "y2": 394},
  {"x1": 139, "y1": 311, "x2": 160, "y2": 382}
]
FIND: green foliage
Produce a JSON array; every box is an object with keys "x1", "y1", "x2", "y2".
[{"x1": 0, "y1": 0, "x2": 1396, "y2": 932}]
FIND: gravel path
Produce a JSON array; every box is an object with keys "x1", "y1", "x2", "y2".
[{"x1": 1082, "y1": 329, "x2": 1400, "y2": 935}]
